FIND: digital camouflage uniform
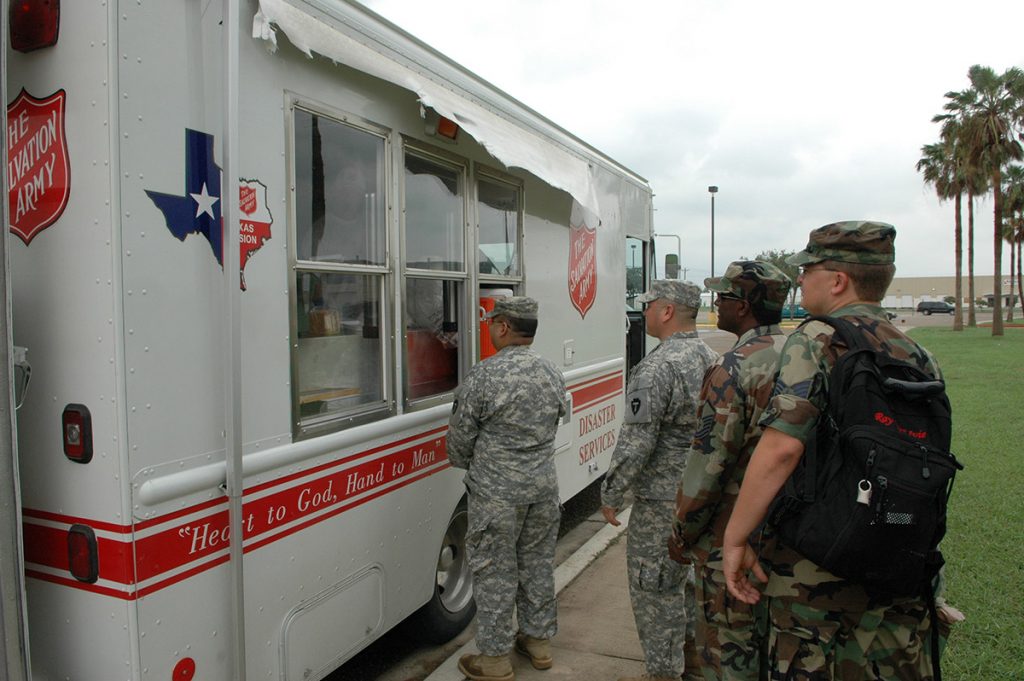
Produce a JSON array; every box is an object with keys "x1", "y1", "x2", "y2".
[
  {"x1": 446, "y1": 298, "x2": 568, "y2": 658},
  {"x1": 671, "y1": 261, "x2": 792, "y2": 681},
  {"x1": 602, "y1": 280, "x2": 718, "y2": 679},
  {"x1": 760, "y1": 222, "x2": 942, "y2": 680}
]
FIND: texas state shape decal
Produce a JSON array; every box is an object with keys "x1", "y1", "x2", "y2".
[{"x1": 145, "y1": 128, "x2": 272, "y2": 290}]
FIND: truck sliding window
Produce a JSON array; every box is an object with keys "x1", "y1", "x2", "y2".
[
  {"x1": 291, "y1": 108, "x2": 390, "y2": 436},
  {"x1": 402, "y1": 148, "x2": 467, "y2": 405},
  {"x1": 477, "y1": 176, "x2": 521, "y2": 278}
]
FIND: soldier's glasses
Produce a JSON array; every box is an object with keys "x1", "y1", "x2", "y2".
[{"x1": 799, "y1": 265, "x2": 838, "y2": 276}]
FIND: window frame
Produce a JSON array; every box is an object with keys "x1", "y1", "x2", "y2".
[
  {"x1": 476, "y1": 165, "x2": 525, "y2": 288},
  {"x1": 286, "y1": 98, "x2": 395, "y2": 439},
  {"x1": 400, "y1": 139, "x2": 472, "y2": 412}
]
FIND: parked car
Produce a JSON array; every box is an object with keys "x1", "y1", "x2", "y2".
[
  {"x1": 916, "y1": 301, "x2": 955, "y2": 316},
  {"x1": 782, "y1": 303, "x2": 810, "y2": 319}
]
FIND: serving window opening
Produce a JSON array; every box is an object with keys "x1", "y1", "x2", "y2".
[{"x1": 403, "y1": 147, "x2": 468, "y2": 406}]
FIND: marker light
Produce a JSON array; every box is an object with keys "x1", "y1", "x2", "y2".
[
  {"x1": 67, "y1": 524, "x2": 99, "y2": 583},
  {"x1": 10, "y1": 0, "x2": 61, "y2": 53},
  {"x1": 62, "y1": 404, "x2": 93, "y2": 463},
  {"x1": 436, "y1": 115, "x2": 459, "y2": 140}
]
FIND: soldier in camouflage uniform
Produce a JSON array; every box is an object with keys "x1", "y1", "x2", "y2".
[
  {"x1": 601, "y1": 280, "x2": 719, "y2": 681},
  {"x1": 447, "y1": 297, "x2": 568, "y2": 681},
  {"x1": 669, "y1": 261, "x2": 792, "y2": 681},
  {"x1": 722, "y1": 222, "x2": 943, "y2": 680}
]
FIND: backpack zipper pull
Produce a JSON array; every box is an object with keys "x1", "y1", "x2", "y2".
[
  {"x1": 919, "y1": 445, "x2": 931, "y2": 479},
  {"x1": 873, "y1": 475, "x2": 888, "y2": 524},
  {"x1": 856, "y1": 479, "x2": 873, "y2": 505}
]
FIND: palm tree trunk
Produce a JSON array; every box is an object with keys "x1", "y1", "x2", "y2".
[
  {"x1": 953, "y1": 193, "x2": 964, "y2": 330},
  {"x1": 993, "y1": 172, "x2": 1004, "y2": 336},
  {"x1": 1008, "y1": 242, "x2": 1015, "y2": 322},
  {"x1": 1017, "y1": 238, "x2": 1023, "y2": 321},
  {"x1": 967, "y1": 192, "x2": 977, "y2": 327}
]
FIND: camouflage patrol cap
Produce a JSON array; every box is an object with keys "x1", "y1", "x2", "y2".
[
  {"x1": 485, "y1": 296, "x2": 539, "y2": 320},
  {"x1": 636, "y1": 280, "x2": 702, "y2": 310},
  {"x1": 787, "y1": 220, "x2": 896, "y2": 266},
  {"x1": 704, "y1": 260, "x2": 792, "y2": 311}
]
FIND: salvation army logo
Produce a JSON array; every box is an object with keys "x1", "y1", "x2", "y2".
[
  {"x1": 7, "y1": 88, "x2": 71, "y2": 244},
  {"x1": 568, "y1": 221, "x2": 597, "y2": 319},
  {"x1": 240, "y1": 184, "x2": 258, "y2": 215}
]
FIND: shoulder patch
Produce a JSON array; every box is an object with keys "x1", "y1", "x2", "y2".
[{"x1": 624, "y1": 379, "x2": 652, "y2": 424}]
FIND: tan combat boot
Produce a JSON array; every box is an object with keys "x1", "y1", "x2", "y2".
[
  {"x1": 514, "y1": 633, "x2": 553, "y2": 670},
  {"x1": 615, "y1": 675, "x2": 678, "y2": 681},
  {"x1": 458, "y1": 653, "x2": 514, "y2": 681}
]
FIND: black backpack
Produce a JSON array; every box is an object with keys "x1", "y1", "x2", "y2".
[{"x1": 769, "y1": 315, "x2": 963, "y2": 597}]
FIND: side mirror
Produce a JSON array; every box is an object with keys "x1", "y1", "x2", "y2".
[{"x1": 664, "y1": 254, "x2": 679, "y2": 279}]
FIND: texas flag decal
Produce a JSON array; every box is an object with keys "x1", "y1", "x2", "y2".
[{"x1": 145, "y1": 128, "x2": 272, "y2": 290}]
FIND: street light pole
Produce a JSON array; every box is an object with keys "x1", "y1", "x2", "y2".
[{"x1": 708, "y1": 185, "x2": 718, "y2": 307}]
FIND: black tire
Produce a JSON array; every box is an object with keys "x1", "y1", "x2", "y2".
[
  {"x1": 923, "y1": 310, "x2": 931, "y2": 316},
  {"x1": 410, "y1": 499, "x2": 476, "y2": 643}
]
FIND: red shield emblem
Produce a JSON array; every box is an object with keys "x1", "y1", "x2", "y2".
[
  {"x1": 7, "y1": 89, "x2": 71, "y2": 244},
  {"x1": 568, "y1": 222, "x2": 597, "y2": 318},
  {"x1": 239, "y1": 185, "x2": 257, "y2": 216}
]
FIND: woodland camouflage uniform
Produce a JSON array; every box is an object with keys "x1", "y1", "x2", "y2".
[
  {"x1": 761, "y1": 222, "x2": 943, "y2": 680},
  {"x1": 671, "y1": 260, "x2": 791, "y2": 681}
]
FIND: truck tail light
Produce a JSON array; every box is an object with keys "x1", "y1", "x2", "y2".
[
  {"x1": 62, "y1": 403, "x2": 93, "y2": 463},
  {"x1": 10, "y1": 0, "x2": 60, "y2": 53},
  {"x1": 67, "y1": 524, "x2": 99, "y2": 583}
]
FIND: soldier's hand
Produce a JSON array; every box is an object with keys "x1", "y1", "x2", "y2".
[
  {"x1": 936, "y1": 602, "x2": 966, "y2": 624},
  {"x1": 723, "y1": 544, "x2": 767, "y2": 605},
  {"x1": 600, "y1": 505, "x2": 621, "y2": 526}
]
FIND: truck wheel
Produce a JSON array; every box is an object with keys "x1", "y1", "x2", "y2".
[
  {"x1": 923, "y1": 310, "x2": 931, "y2": 316},
  {"x1": 411, "y1": 500, "x2": 476, "y2": 643}
]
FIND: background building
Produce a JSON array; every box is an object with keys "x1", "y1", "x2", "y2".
[{"x1": 883, "y1": 276, "x2": 1019, "y2": 309}]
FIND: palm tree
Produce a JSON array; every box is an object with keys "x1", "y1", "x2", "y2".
[
  {"x1": 935, "y1": 65, "x2": 1024, "y2": 336},
  {"x1": 1018, "y1": 221, "x2": 1024, "y2": 320},
  {"x1": 963, "y1": 168, "x2": 988, "y2": 327},
  {"x1": 917, "y1": 140, "x2": 965, "y2": 330},
  {"x1": 1005, "y1": 164, "x2": 1024, "y2": 320},
  {"x1": 1005, "y1": 223, "x2": 1017, "y2": 321}
]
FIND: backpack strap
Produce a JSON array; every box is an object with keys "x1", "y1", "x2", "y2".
[
  {"x1": 770, "y1": 315, "x2": 883, "y2": 511},
  {"x1": 782, "y1": 315, "x2": 862, "y2": 504},
  {"x1": 804, "y1": 314, "x2": 865, "y2": 351}
]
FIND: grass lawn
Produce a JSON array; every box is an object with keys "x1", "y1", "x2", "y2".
[{"x1": 908, "y1": 327, "x2": 1024, "y2": 680}]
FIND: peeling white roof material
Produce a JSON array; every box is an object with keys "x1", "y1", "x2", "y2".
[{"x1": 253, "y1": 0, "x2": 604, "y2": 216}]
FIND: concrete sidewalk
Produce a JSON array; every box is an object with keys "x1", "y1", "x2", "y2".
[{"x1": 425, "y1": 509, "x2": 645, "y2": 681}]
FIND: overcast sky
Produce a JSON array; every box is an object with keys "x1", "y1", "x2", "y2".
[{"x1": 364, "y1": 0, "x2": 1023, "y2": 281}]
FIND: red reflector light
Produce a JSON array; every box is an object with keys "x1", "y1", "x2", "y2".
[
  {"x1": 436, "y1": 116, "x2": 459, "y2": 140},
  {"x1": 10, "y1": 0, "x2": 60, "y2": 53},
  {"x1": 62, "y1": 403, "x2": 93, "y2": 463},
  {"x1": 67, "y1": 524, "x2": 99, "y2": 583}
]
